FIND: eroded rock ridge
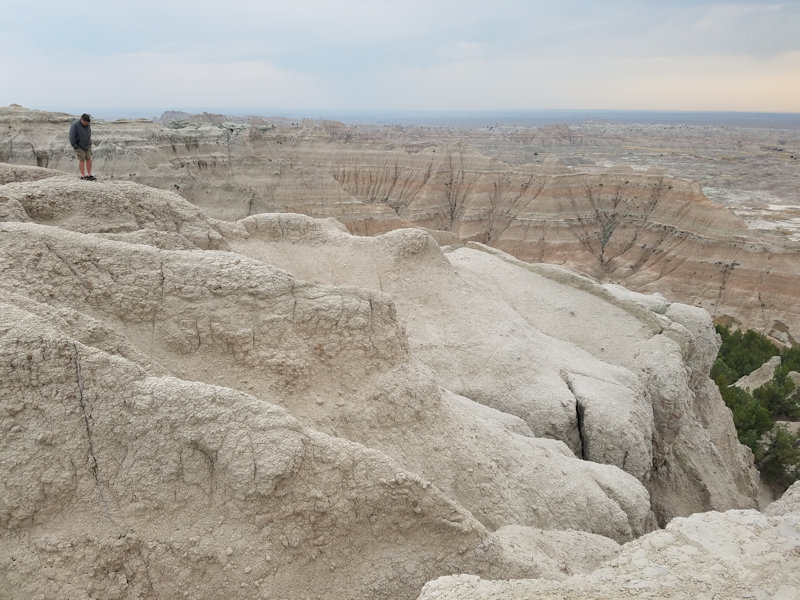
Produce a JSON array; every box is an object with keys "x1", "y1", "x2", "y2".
[{"x1": 0, "y1": 163, "x2": 769, "y2": 599}]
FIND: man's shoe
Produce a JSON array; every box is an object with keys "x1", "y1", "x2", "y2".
[
  {"x1": 80, "y1": 175, "x2": 89, "y2": 180},
  {"x1": 87, "y1": 175, "x2": 97, "y2": 181}
]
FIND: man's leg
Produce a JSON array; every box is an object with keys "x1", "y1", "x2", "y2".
[
  {"x1": 78, "y1": 160, "x2": 86, "y2": 177},
  {"x1": 86, "y1": 158, "x2": 92, "y2": 177}
]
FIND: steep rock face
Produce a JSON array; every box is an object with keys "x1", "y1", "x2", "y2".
[
  {"x1": 416, "y1": 481, "x2": 800, "y2": 600},
  {"x1": 2, "y1": 105, "x2": 798, "y2": 343},
  {"x1": 225, "y1": 212, "x2": 760, "y2": 525}
]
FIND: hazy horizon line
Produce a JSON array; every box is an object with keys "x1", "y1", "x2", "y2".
[{"x1": 23, "y1": 104, "x2": 800, "y2": 129}]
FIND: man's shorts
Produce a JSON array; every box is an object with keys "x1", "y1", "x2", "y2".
[{"x1": 74, "y1": 147, "x2": 92, "y2": 161}]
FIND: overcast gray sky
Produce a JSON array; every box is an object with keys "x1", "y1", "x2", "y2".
[{"x1": 2, "y1": 0, "x2": 799, "y2": 117}]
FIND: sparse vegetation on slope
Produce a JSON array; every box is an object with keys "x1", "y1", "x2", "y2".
[{"x1": 712, "y1": 325, "x2": 800, "y2": 491}]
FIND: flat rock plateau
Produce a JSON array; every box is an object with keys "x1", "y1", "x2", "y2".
[{"x1": 1, "y1": 105, "x2": 799, "y2": 599}]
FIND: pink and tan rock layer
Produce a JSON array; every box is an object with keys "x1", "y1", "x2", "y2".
[{"x1": 2, "y1": 104, "x2": 798, "y2": 342}]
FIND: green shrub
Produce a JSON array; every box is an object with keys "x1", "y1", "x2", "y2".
[
  {"x1": 722, "y1": 384, "x2": 773, "y2": 451},
  {"x1": 710, "y1": 357, "x2": 737, "y2": 386},
  {"x1": 756, "y1": 425, "x2": 800, "y2": 490},
  {"x1": 753, "y1": 369, "x2": 800, "y2": 420},
  {"x1": 714, "y1": 325, "x2": 780, "y2": 380},
  {"x1": 780, "y1": 345, "x2": 800, "y2": 373},
  {"x1": 712, "y1": 325, "x2": 800, "y2": 492}
]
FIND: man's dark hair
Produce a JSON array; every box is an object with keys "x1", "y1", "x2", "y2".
[{"x1": 81, "y1": 113, "x2": 91, "y2": 122}]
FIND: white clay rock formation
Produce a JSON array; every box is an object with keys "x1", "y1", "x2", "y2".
[
  {"x1": 1, "y1": 162, "x2": 784, "y2": 598},
  {"x1": 417, "y1": 481, "x2": 800, "y2": 599},
  {"x1": 734, "y1": 355, "x2": 783, "y2": 393},
  {"x1": 225, "y1": 212, "x2": 761, "y2": 525}
]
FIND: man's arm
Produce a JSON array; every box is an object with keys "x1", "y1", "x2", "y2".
[{"x1": 68, "y1": 121, "x2": 78, "y2": 148}]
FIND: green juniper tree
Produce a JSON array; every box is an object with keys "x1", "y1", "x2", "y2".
[{"x1": 712, "y1": 325, "x2": 800, "y2": 492}]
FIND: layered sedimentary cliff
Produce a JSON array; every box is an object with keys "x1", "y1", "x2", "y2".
[
  {"x1": 0, "y1": 163, "x2": 767, "y2": 599},
  {"x1": 2, "y1": 105, "x2": 798, "y2": 344}
]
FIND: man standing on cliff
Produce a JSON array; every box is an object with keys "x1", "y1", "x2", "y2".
[{"x1": 69, "y1": 113, "x2": 95, "y2": 180}]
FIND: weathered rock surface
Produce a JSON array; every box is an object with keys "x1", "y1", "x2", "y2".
[
  {"x1": 417, "y1": 481, "x2": 800, "y2": 600},
  {"x1": 483, "y1": 526, "x2": 622, "y2": 581},
  {"x1": 0, "y1": 168, "x2": 664, "y2": 599},
  {"x1": 0, "y1": 192, "x2": 657, "y2": 543},
  {"x1": 2, "y1": 104, "x2": 799, "y2": 345},
  {"x1": 225, "y1": 211, "x2": 760, "y2": 525},
  {"x1": 735, "y1": 355, "x2": 783, "y2": 392},
  {"x1": 0, "y1": 305, "x2": 501, "y2": 599},
  {"x1": 0, "y1": 164, "x2": 765, "y2": 598}
]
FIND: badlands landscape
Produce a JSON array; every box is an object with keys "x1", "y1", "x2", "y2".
[
  {"x1": 4, "y1": 104, "x2": 800, "y2": 343},
  {"x1": 1, "y1": 105, "x2": 800, "y2": 599}
]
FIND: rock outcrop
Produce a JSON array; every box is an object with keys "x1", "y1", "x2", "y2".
[
  {"x1": 0, "y1": 307, "x2": 497, "y2": 599},
  {"x1": 0, "y1": 164, "x2": 768, "y2": 599},
  {"x1": 0, "y1": 163, "x2": 766, "y2": 598},
  {"x1": 2, "y1": 105, "x2": 799, "y2": 345},
  {"x1": 223, "y1": 211, "x2": 760, "y2": 524},
  {"x1": 417, "y1": 481, "x2": 800, "y2": 600},
  {"x1": 735, "y1": 355, "x2": 783, "y2": 392}
]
